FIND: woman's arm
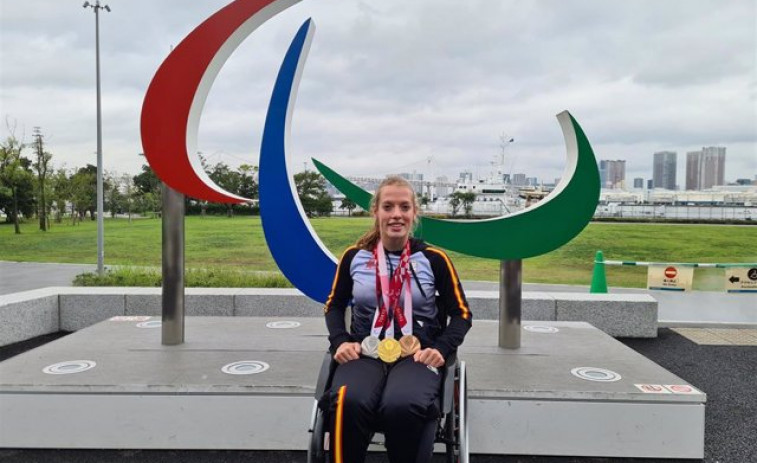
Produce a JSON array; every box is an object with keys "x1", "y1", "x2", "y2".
[
  {"x1": 324, "y1": 247, "x2": 359, "y2": 354},
  {"x1": 424, "y1": 247, "x2": 472, "y2": 359}
]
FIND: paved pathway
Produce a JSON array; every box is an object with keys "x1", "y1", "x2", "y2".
[{"x1": 0, "y1": 261, "x2": 95, "y2": 295}]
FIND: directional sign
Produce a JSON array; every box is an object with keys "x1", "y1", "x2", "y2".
[
  {"x1": 725, "y1": 267, "x2": 757, "y2": 293},
  {"x1": 647, "y1": 265, "x2": 694, "y2": 291}
]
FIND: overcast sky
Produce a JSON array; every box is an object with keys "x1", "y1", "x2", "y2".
[{"x1": 1, "y1": 0, "x2": 755, "y2": 188}]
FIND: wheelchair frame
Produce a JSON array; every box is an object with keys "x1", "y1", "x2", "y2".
[{"x1": 307, "y1": 352, "x2": 468, "y2": 463}]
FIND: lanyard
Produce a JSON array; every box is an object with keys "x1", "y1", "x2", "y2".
[{"x1": 371, "y1": 241, "x2": 412, "y2": 339}]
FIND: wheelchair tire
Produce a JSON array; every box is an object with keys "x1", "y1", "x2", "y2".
[
  {"x1": 443, "y1": 360, "x2": 469, "y2": 463},
  {"x1": 307, "y1": 400, "x2": 326, "y2": 463},
  {"x1": 457, "y1": 360, "x2": 469, "y2": 463}
]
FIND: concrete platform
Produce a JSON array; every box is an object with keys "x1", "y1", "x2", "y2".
[{"x1": 0, "y1": 317, "x2": 705, "y2": 459}]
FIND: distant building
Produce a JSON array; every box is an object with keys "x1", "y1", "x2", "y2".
[
  {"x1": 599, "y1": 160, "x2": 626, "y2": 189},
  {"x1": 647, "y1": 179, "x2": 654, "y2": 189},
  {"x1": 736, "y1": 178, "x2": 753, "y2": 186},
  {"x1": 653, "y1": 151, "x2": 677, "y2": 190},
  {"x1": 526, "y1": 177, "x2": 538, "y2": 186},
  {"x1": 686, "y1": 147, "x2": 726, "y2": 190},
  {"x1": 701, "y1": 147, "x2": 726, "y2": 189},
  {"x1": 633, "y1": 177, "x2": 644, "y2": 189},
  {"x1": 458, "y1": 171, "x2": 473, "y2": 183},
  {"x1": 686, "y1": 151, "x2": 700, "y2": 190},
  {"x1": 512, "y1": 173, "x2": 527, "y2": 186},
  {"x1": 399, "y1": 172, "x2": 423, "y2": 182}
]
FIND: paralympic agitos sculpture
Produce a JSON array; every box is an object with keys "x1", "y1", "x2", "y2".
[{"x1": 140, "y1": 0, "x2": 600, "y2": 303}]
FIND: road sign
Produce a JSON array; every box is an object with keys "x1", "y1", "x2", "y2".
[
  {"x1": 725, "y1": 267, "x2": 757, "y2": 293},
  {"x1": 647, "y1": 265, "x2": 694, "y2": 291}
]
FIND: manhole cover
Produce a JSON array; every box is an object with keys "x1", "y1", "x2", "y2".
[
  {"x1": 571, "y1": 367, "x2": 621, "y2": 382},
  {"x1": 266, "y1": 321, "x2": 301, "y2": 329},
  {"x1": 221, "y1": 361, "x2": 270, "y2": 375},
  {"x1": 43, "y1": 360, "x2": 97, "y2": 375},
  {"x1": 136, "y1": 320, "x2": 162, "y2": 328},
  {"x1": 524, "y1": 325, "x2": 559, "y2": 334}
]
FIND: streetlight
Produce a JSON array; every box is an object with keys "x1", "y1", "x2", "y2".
[{"x1": 83, "y1": 1, "x2": 110, "y2": 276}]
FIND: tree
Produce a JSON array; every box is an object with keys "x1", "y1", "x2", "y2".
[
  {"x1": 237, "y1": 163, "x2": 258, "y2": 200},
  {"x1": 70, "y1": 165, "x2": 96, "y2": 223},
  {"x1": 340, "y1": 197, "x2": 357, "y2": 216},
  {"x1": 448, "y1": 194, "x2": 461, "y2": 217},
  {"x1": 50, "y1": 168, "x2": 71, "y2": 223},
  {"x1": 448, "y1": 191, "x2": 476, "y2": 218},
  {"x1": 120, "y1": 173, "x2": 135, "y2": 222},
  {"x1": 207, "y1": 161, "x2": 243, "y2": 217},
  {"x1": 133, "y1": 160, "x2": 161, "y2": 217},
  {"x1": 106, "y1": 172, "x2": 125, "y2": 218},
  {"x1": 0, "y1": 130, "x2": 34, "y2": 234},
  {"x1": 294, "y1": 171, "x2": 332, "y2": 217},
  {"x1": 32, "y1": 127, "x2": 52, "y2": 231},
  {"x1": 460, "y1": 191, "x2": 476, "y2": 217},
  {"x1": 419, "y1": 194, "x2": 430, "y2": 211}
]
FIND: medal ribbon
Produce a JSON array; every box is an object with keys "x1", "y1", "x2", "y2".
[{"x1": 371, "y1": 241, "x2": 413, "y2": 339}]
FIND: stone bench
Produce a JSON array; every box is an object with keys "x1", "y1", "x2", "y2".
[{"x1": 0, "y1": 287, "x2": 658, "y2": 347}]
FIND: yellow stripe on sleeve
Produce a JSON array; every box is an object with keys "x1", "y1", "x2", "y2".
[
  {"x1": 324, "y1": 246, "x2": 357, "y2": 313},
  {"x1": 426, "y1": 247, "x2": 470, "y2": 320}
]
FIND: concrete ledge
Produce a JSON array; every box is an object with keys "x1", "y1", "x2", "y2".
[
  {"x1": 0, "y1": 287, "x2": 659, "y2": 346},
  {"x1": 553, "y1": 292, "x2": 658, "y2": 338},
  {"x1": 466, "y1": 291, "x2": 556, "y2": 321},
  {"x1": 0, "y1": 291, "x2": 58, "y2": 346}
]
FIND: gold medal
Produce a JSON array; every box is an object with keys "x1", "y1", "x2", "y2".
[
  {"x1": 399, "y1": 335, "x2": 421, "y2": 357},
  {"x1": 361, "y1": 336, "x2": 380, "y2": 359},
  {"x1": 377, "y1": 337, "x2": 401, "y2": 363}
]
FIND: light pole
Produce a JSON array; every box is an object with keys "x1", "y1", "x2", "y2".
[{"x1": 83, "y1": 1, "x2": 110, "y2": 276}]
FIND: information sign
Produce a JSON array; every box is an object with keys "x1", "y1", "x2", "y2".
[
  {"x1": 647, "y1": 265, "x2": 694, "y2": 291},
  {"x1": 724, "y1": 267, "x2": 757, "y2": 293}
]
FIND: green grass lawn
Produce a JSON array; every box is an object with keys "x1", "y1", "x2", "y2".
[{"x1": 1, "y1": 216, "x2": 754, "y2": 289}]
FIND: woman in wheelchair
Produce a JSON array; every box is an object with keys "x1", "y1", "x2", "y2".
[{"x1": 323, "y1": 176, "x2": 472, "y2": 463}]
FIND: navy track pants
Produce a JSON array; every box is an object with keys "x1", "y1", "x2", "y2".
[{"x1": 327, "y1": 356, "x2": 442, "y2": 463}]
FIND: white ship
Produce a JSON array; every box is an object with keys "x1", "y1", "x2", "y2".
[{"x1": 425, "y1": 136, "x2": 550, "y2": 217}]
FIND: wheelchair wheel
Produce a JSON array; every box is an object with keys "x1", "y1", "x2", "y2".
[
  {"x1": 307, "y1": 400, "x2": 327, "y2": 463},
  {"x1": 443, "y1": 360, "x2": 469, "y2": 463},
  {"x1": 457, "y1": 360, "x2": 469, "y2": 463}
]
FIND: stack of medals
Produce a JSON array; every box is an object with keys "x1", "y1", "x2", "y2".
[{"x1": 361, "y1": 241, "x2": 420, "y2": 364}]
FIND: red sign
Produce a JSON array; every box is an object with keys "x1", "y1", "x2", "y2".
[{"x1": 664, "y1": 267, "x2": 678, "y2": 278}]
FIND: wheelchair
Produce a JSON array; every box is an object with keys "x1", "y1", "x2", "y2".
[{"x1": 307, "y1": 351, "x2": 469, "y2": 463}]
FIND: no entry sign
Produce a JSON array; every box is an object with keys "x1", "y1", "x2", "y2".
[{"x1": 648, "y1": 265, "x2": 694, "y2": 291}]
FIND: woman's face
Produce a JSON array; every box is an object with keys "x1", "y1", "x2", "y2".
[{"x1": 374, "y1": 185, "x2": 416, "y2": 250}]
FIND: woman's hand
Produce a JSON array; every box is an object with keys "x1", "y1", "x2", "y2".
[
  {"x1": 413, "y1": 348, "x2": 444, "y2": 368},
  {"x1": 334, "y1": 342, "x2": 362, "y2": 364}
]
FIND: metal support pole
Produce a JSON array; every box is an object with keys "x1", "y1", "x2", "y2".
[
  {"x1": 162, "y1": 183, "x2": 185, "y2": 345},
  {"x1": 94, "y1": 3, "x2": 105, "y2": 276},
  {"x1": 498, "y1": 259, "x2": 521, "y2": 349}
]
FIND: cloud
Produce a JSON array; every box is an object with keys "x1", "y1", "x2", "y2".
[{"x1": 0, "y1": 0, "x2": 754, "y2": 186}]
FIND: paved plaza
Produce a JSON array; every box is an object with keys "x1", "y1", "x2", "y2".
[{"x1": 0, "y1": 262, "x2": 754, "y2": 462}]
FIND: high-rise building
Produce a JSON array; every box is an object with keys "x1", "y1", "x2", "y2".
[
  {"x1": 653, "y1": 151, "x2": 677, "y2": 190},
  {"x1": 512, "y1": 173, "x2": 527, "y2": 186},
  {"x1": 686, "y1": 147, "x2": 726, "y2": 190},
  {"x1": 701, "y1": 147, "x2": 726, "y2": 189},
  {"x1": 686, "y1": 151, "x2": 701, "y2": 190},
  {"x1": 599, "y1": 160, "x2": 626, "y2": 189},
  {"x1": 633, "y1": 178, "x2": 644, "y2": 189}
]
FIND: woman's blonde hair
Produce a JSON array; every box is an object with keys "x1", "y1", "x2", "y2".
[{"x1": 355, "y1": 175, "x2": 420, "y2": 250}]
